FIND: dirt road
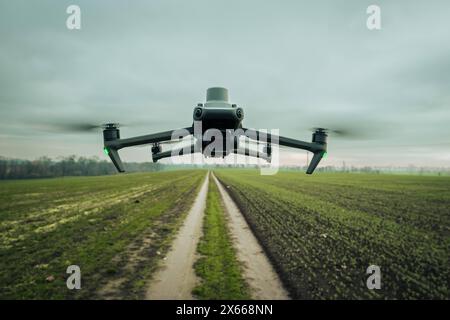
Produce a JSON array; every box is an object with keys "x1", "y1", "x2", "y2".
[
  {"x1": 146, "y1": 172, "x2": 209, "y2": 299},
  {"x1": 146, "y1": 171, "x2": 288, "y2": 300},
  {"x1": 212, "y1": 173, "x2": 290, "y2": 300}
]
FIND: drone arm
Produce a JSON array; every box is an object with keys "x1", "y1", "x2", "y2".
[
  {"x1": 242, "y1": 128, "x2": 320, "y2": 152},
  {"x1": 278, "y1": 135, "x2": 327, "y2": 175},
  {"x1": 242, "y1": 128, "x2": 327, "y2": 174},
  {"x1": 152, "y1": 143, "x2": 198, "y2": 162},
  {"x1": 278, "y1": 136, "x2": 316, "y2": 152},
  {"x1": 104, "y1": 127, "x2": 193, "y2": 172},
  {"x1": 232, "y1": 146, "x2": 271, "y2": 162},
  {"x1": 105, "y1": 127, "x2": 194, "y2": 150}
]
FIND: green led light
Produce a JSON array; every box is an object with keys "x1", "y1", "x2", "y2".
[
  {"x1": 322, "y1": 151, "x2": 328, "y2": 158},
  {"x1": 103, "y1": 147, "x2": 109, "y2": 155}
]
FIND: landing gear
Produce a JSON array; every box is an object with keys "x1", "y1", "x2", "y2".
[{"x1": 263, "y1": 143, "x2": 272, "y2": 157}]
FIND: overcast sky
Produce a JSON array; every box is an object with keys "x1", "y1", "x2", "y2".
[{"x1": 1, "y1": 0, "x2": 449, "y2": 167}]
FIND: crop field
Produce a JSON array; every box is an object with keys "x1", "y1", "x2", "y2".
[
  {"x1": 0, "y1": 170, "x2": 205, "y2": 299},
  {"x1": 1, "y1": 168, "x2": 449, "y2": 300},
  {"x1": 215, "y1": 169, "x2": 450, "y2": 299}
]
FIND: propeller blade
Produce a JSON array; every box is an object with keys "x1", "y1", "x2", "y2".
[
  {"x1": 31, "y1": 121, "x2": 104, "y2": 133},
  {"x1": 28, "y1": 118, "x2": 172, "y2": 134},
  {"x1": 309, "y1": 127, "x2": 363, "y2": 139},
  {"x1": 302, "y1": 113, "x2": 391, "y2": 140}
]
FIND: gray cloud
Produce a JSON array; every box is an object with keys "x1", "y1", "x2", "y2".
[{"x1": 0, "y1": 0, "x2": 449, "y2": 166}]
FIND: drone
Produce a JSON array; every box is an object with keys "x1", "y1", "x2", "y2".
[{"x1": 102, "y1": 87, "x2": 328, "y2": 174}]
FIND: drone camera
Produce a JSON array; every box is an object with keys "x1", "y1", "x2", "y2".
[
  {"x1": 193, "y1": 107, "x2": 203, "y2": 120},
  {"x1": 236, "y1": 108, "x2": 244, "y2": 119}
]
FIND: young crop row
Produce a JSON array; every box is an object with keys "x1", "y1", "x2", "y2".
[
  {"x1": 215, "y1": 170, "x2": 449, "y2": 299},
  {"x1": 253, "y1": 172, "x2": 450, "y2": 238}
]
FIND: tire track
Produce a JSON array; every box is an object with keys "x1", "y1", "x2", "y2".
[
  {"x1": 212, "y1": 173, "x2": 290, "y2": 300},
  {"x1": 146, "y1": 172, "x2": 209, "y2": 299}
]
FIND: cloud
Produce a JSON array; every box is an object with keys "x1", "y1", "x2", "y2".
[{"x1": 0, "y1": 0, "x2": 449, "y2": 166}]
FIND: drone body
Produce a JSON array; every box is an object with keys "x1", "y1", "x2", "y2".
[
  {"x1": 193, "y1": 87, "x2": 243, "y2": 131},
  {"x1": 103, "y1": 87, "x2": 327, "y2": 174}
]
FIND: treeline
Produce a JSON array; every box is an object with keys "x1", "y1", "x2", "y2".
[
  {"x1": 2, "y1": 156, "x2": 448, "y2": 179},
  {"x1": 283, "y1": 165, "x2": 450, "y2": 176},
  {"x1": 0, "y1": 156, "x2": 164, "y2": 179}
]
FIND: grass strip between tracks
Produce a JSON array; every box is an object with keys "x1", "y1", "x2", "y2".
[{"x1": 193, "y1": 175, "x2": 250, "y2": 299}]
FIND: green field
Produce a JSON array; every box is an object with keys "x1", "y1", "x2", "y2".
[
  {"x1": 1, "y1": 169, "x2": 449, "y2": 300},
  {"x1": 0, "y1": 170, "x2": 205, "y2": 299},
  {"x1": 215, "y1": 170, "x2": 450, "y2": 299}
]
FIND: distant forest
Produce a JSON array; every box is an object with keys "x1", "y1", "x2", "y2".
[
  {"x1": 0, "y1": 156, "x2": 165, "y2": 179},
  {"x1": 1, "y1": 155, "x2": 448, "y2": 180}
]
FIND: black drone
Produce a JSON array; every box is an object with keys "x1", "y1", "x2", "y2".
[{"x1": 102, "y1": 87, "x2": 328, "y2": 174}]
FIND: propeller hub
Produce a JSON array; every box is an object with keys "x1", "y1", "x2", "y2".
[
  {"x1": 103, "y1": 124, "x2": 120, "y2": 141},
  {"x1": 103, "y1": 123, "x2": 120, "y2": 129},
  {"x1": 312, "y1": 128, "x2": 328, "y2": 144}
]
